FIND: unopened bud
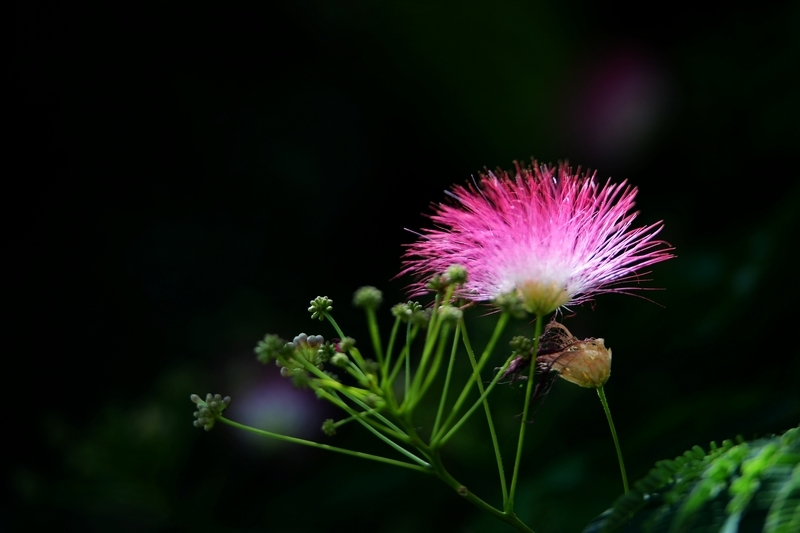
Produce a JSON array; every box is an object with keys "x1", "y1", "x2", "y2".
[
  {"x1": 308, "y1": 296, "x2": 333, "y2": 320},
  {"x1": 438, "y1": 305, "x2": 463, "y2": 324},
  {"x1": 353, "y1": 286, "x2": 383, "y2": 310},
  {"x1": 444, "y1": 265, "x2": 468, "y2": 285},
  {"x1": 549, "y1": 339, "x2": 611, "y2": 388},
  {"x1": 321, "y1": 419, "x2": 337, "y2": 436},
  {"x1": 331, "y1": 353, "x2": 349, "y2": 368}
]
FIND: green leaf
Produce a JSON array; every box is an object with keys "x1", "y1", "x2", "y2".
[{"x1": 584, "y1": 426, "x2": 799, "y2": 533}]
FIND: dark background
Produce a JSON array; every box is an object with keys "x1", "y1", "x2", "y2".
[{"x1": 9, "y1": 2, "x2": 800, "y2": 532}]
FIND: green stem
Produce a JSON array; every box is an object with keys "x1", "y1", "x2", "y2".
[
  {"x1": 508, "y1": 315, "x2": 544, "y2": 513},
  {"x1": 409, "y1": 290, "x2": 453, "y2": 405},
  {"x1": 432, "y1": 322, "x2": 460, "y2": 438},
  {"x1": 404, "y1": 322, "x2": 412, "y2": 401},
  {"x1": 365, "y1": 308, "x2": 384, "y2": 366},
  {"x1": 410, "y1": 323, "x2": 451, "y2": 410},
  {"x1": 334, "y1": 388, "x2": 408, "y2": 439},
  {"x1": 434, "y1": 350, "x2": 516, "y2": 448},
  {"x1": 432, "y1": 312, "x2": 510, "y2": 444},
  {"x1": 417, "y1": 322, "x2": 457, "y2": 409},
  {"x1": 383, "y1": 316, "x2": 402, "y2": 385},
  {"x1": 345, "y1": 360, "x2": 369, "y2": 385},
  {"x1": 217, "y1": 417, "x2": 429, "y2": 473},
  {"x1": 386, "y1": 324, "x2": 418, "y2": 392},
  {"x1": 316, "y1": 389, "x2": 429, "y2": 467},
  {"x1": 461, "y1": 322, "x2": 509, "y2": 505},
  {"x1": 324, "y1": 313, "x2": 347, "y2": 340},
  {"x1": 597, "y1": 385, "x2": 629, "y2": 494},
  {"x1": 428, "y1": 451, "x2": 536, "y2": 533},
  {"x1": 318, "y1": 388, "x2": 408, "y2": 442}
]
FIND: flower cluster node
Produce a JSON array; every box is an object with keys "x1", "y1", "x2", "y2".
[
  {"x1": 291, "y1": 333, "x2": 325, "y2": 348},
  {"x1": 337, "y1": 337, "x2": 356, "y2": 352},
  {"x1": 321, "y1": 419, "x2": 337, "y2": 436},
  {"x1": 254, "y1": 334, "x2": 291, "y2": 364},
  {"x1": 190, "y1": 393, "x2": 231, "y2": 431},
  {"x1": 410, "y1": 308, "x2": 432, "y2": 327},
  {"x1": 425, "y1": 273, "x2": 448, "y2": 293},
  {"x1": 509, "y1": 336, "x2": 536, "y2": 359},
  {"x1": 492, "y1": 293, "x2": 527, "y2": 319},
  {"x1": 262, "y1": 332, "x2": 341, "y2": 387},
  {"x1": 438, "y1": 305, "x2": 463, "y2": 324},
  {"x1": 308, "y1": 296, "x2": 333, "y2": 320},
  {"x1": 353, "y1": 286, "x2": 383, "y2": 310},
  {"x1": 330, "y1": 353, "x2": 349, "y2": 368},
  {"x1": 391, "y1": 301, "x2": 430, "y2": 326},
  {"x1": 444, "y1": 265, "x2": 468, "y2": 285}
]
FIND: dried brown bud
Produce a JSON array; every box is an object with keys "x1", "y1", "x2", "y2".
[{"x1": 545, "y1": 339, "x2": 611, "y2": 388}]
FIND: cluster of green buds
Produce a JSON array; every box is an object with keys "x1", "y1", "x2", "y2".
[
  {"x1": 281, "y1": 333, "x2": 334, "y2": 375},
  {"x1": 425, "y1": 264, "x2": 468, "y2": 295},
  {"x1": 492, "y1": 291, "x2": 527, "y2": 319},
  {"x1": 255, "y1": 332, "x2": 342, "y2": 387},
  {"x1": 190, "y1": 393, "x2": 231, "y2": 431},
  {"x1": 391, "y1": 301, "x2": 431, "y2": 327}
]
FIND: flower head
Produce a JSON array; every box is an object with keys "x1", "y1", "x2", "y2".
[{"x1": 401, "y1": 160, "x2": 674, "y2": 315}]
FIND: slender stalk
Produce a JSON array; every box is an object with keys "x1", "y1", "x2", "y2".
[
  {"x1": 365, "y1": 308, "x2": 384, "y2": 366},
  {"x1": 324, "y1": 313, "x2": 347, "y2": 340},
  {"x1": 335, "y1": 389, "x2": 408, "y2": 439},
  {"x1": 404, "y1": 322, "x2": 412, "y2": 400},
  {"x1": 386, "y1": 324, "x2": 418, "y2": 390},
  {"x1": 432, "y1": 322, "x2": 460, "y2": 437},
  {"x1": 383, "y1": 316, "x2": 402, "y2": 385},
  {"x1": 408, "y1": 322, "x2": 446, "y2": 405},
  {"x1": 316, "y1": 389, "x2": 429, "y2": 467},
  {"x1": 434, "y1": 350, "x2": 516, "y2": 447},
  {"x1": 432, "y1": 312, "x2": 510, "y2": 443},
  {"x1": 461, "y1": 322, "x2": 509, "y2": 505},
  {"x1": 409, "y1": 289, "x2": 453, "y2": 403},
  {"x1": 318, "y1": 389, "x2": 409, "y2": 442},
  {"x1": 508, "y1": 316, "x2": 544, "y2": 513},
  {"x1": 345, "y1": 360, "x2": 369, "y2": 385},
  {"x1": 428, "y1": 451, "x2": 536, "y2": 533},
  {"x1": 597, "y1": 385, "x2": 629, "y2": 494},
  {"x1": 410, "y1": 323, "x2": 452, "y2": 409},
  {"x1": 217, "y1": 417, "x2": 429, "y2": 473}
]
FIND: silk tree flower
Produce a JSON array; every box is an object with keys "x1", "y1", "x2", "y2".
[{"x1": 401, "y1": 160, "x2": 674, "y2": 316}]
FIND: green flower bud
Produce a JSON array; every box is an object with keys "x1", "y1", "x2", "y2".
[
  {"x1": 426, "y1": 273, "x2": 447, "y2": 293},
  {"x1": 409, "y1": 307, "x2": 431, "y2": 328},
  {"x1": 493, "y1": 292, "x2": 528, "y2": 319},
  {"x1": 330, "y1": 353, "x2": 349, "y2": 368},
  {"x1": 321, "y1": 419, "x2": 337, "y2": 436},
  {"x1": 445, "y1": 265, "x2": 468, "y2": 285},
  {"x1": 190, "y1": 393, "x2": 231, "y2": 431},
  {"x1": 255, "y1": 334, "x2": 291, "y2": 364},
  {"x1": 353, "y1": 286, "x2": 382, "y2": 310},
  {"x1": 308, "y1": 296, "x2": 333, "y2": 320},
  {"x1": 509, "y1": 336, "x2": 535, "y2": 358},
  {"x1": 338, "y1": 337, "x2": 356, "y2": 352},
  {"x1": 438, "y1": 305, "x2": 463, "y2": 324}
]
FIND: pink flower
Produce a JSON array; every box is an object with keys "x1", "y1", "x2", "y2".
[{"x1": 401, "y1": 161, "x2": 674, "y2": 316}]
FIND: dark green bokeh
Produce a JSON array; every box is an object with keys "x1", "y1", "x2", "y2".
[{"x1": 11, "y1": 2, "x2": 800, "y2": 532}]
